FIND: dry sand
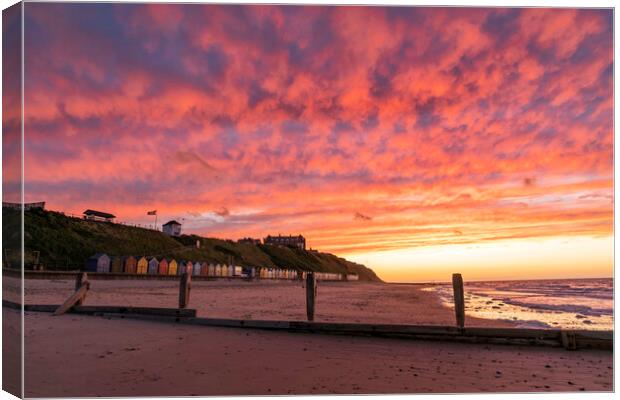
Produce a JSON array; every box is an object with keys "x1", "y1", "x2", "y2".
[
  {"x1": 3, "y1": 277, "x2": 614, "y2": 396},
  {"x1": 20, "y1": 278, "x2": 512, "y2": 326}
]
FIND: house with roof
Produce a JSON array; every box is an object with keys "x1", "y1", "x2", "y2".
[
  {"x1": 163, "y1": 220, "x2": 182, "y2": 236},
  {"x1": 264, "y1": 234, "x2": 306, "y2": 250}
]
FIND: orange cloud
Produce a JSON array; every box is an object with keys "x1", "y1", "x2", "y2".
[{"x1": 7, "y1": 4, "x2": 612, "y2": 280}]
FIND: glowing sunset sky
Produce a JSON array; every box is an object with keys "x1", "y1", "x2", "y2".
[{"x1": 6, "y1": 4, "x2": 614, "y2": 281}]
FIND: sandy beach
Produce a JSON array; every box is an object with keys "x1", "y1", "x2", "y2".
[
  {"x1": 4, "y1": 277, "x2": 612, "y2": 396},
  {"x1": 19, "y1": 277, "x2": 514, "y2": 326},
  {"x1": 20, "y1": 310, "x2": 613, "y2": 397}
]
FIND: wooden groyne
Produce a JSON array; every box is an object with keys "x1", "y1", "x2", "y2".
[
  {"x1": 5, "y1": 299, "x2": 610, "y2": 350},
  {"x1": 5, "y1": 271, "x2": 612, "y2": 351},
  {"x1": 4, "y1": 300, "x2": 196, "y2": 319}
]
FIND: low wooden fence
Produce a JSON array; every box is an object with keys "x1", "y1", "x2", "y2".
[{"x1": 4, "y1": 272, "x2": 612, "y2": 351}]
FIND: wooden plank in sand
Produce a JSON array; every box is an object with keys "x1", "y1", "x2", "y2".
[
  {"x1": 179, "y1": 272, "x2": 191, "y2": 308},
  {"x1": 74, "y1": 272, "x2": 89, "y2": 306},
  {"x1": 561, "y1": 330, "x2": 577, "y2": 350},
  {"x1": 188, "y1": 318, "x2": 292, "y2": 329},
  {"x1": 75, "y1": 305, "x2": 197, "y2": 317},
  {"x1": 53, "y1": 284, "x2": 89, "y2": 316},
  {"x1": 571, "y1": 330, "x2": 613, "y2": 350},
  {"x1": 2, "y1": 300, "x2": 22, "y2": 310},
  {"x1": 306, "y1": 272, "x2": 316, "y2": 321},
  {"x1": 22, "y1": 303, "x2": 197, "y2": 317},
  {"x1": 180, "y1": 318, "x2": 612, "y2": 349},
  {"x1": 11, "y1": 297, "x2": 611, "y2": 350},
  {"x1": 452, "y1": 273, "x2": 465, "y2": 328}
]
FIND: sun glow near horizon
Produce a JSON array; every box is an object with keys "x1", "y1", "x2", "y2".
[{"x1": 347, "y1": 235, "x2": 613, "y2": 283}]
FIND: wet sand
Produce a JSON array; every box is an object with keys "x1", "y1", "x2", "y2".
[
  {"x1": 7, "y1": 277, "x2": 614, "y2": 396},
  {"x1": 20, "y1": 309, "x2": 612, "y2": 397}
]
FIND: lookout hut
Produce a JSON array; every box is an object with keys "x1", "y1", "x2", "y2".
[
  {"x1": 168, "y1": 259, "x2": 178, "y2": 275},
  {"x1": 110, "y1": 257, "x2": 123, "y2": 273},
  {"x1": 162, "y1": 220, "x2": 182, "y2": 237},
  {"x1": 83, "y1": 209, "x2": 116, "y2": 223},
  {"x1": 123, "y1": 256, "x2": 137, "y2": 274},
  {"x1": 148, "y1": 257, "x2": 159, "y2": 274},
  {"x1": 85, "y1": 253, "x2": 110, "y2": 273},
  {"x1": 136, "y1": 256, "x2": 148, "y2": 274},
  {"x1": 158, "y1": 259, "x2": 169, "y2": 275}
]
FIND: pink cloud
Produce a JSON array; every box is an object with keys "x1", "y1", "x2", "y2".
[{"x1": 9, "y1": 4, "x2": 612, "y2": 258}]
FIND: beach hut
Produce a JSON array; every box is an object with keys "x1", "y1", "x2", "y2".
[
  {"x1": 85, "y1": 253, "x2": 110, "y2": 273},
  {"x1": 158, "y1": 258, "x2": 169, "y2": 275},
  {"x1": 227, "y1": 265, "x2": 234, "y2": 277},
  {"x1": 178, "y1": 261, "x2": 187, "y2": 275},
  {"x1": 168, "y1": 259, "x2": 178, "y2": 275},
  {"x1": 186, "y1": 261, "x2": 193, "y2": 275},
  {"x1": 148, "y1": 257, "x2": 159, "y2": 274},
  {"x1": 136, "y1": 256, "x2": 148, "y2": 274},
  {"x1": 124, "y1": 256, "x2": 137, "y2": 274},
  {"x1": 242, "y1": 267, "x2": 256, "y2": 278},
  {"x1": 214, "y1": 264, "x2": 221, "y2": 276},
  {"x1": 207, "y1": 263, "x2": 215, "y2": 276},
  {"x1": 200, "y1": 262, "x2": 209, "y2": 276},
  {"x1": 110, "y1": 256, "x2": 123, "y2": 273},
  {"x1": 192, "y1": 261, "x2": 202, "y2": 276}
]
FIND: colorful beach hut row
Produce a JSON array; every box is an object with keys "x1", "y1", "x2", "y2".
[
  {"x1": 85, "y1": 254, "x2": 355, "y2": 281},
  {"x1": 258, "y1": 268, "x2": 300, "y2": 280},
  {"x1": 85, "y1": 254, "x2": 212, "y2": 276}
]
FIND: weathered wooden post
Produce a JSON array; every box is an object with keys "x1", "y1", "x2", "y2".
[
  {"x1": 306, "y1": 272, "x2": 316, "y2": 321},
  {"x1": 74, "y1": 272, "x2": 89, "y2": 306},
  {"x1": 53, "y1": 272, "x2": 90, "y2": 316},
  {"x1": 452, "y1": 273, "x2": 465, "y2": 328},
  {"x1": 561, "y1": 330, "x2": 577, "y2": 350},
  {"x1": 179, "y1": 272, "x2": 192, "y2": 309}
]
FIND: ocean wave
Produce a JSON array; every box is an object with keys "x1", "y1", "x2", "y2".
[{"x1": 496, "y1": 298, "x2": 612, "y2": 317}]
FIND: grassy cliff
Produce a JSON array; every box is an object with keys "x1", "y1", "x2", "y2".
[{"x1": 2, "y1": 208, "x2": 382, "y2": 282}]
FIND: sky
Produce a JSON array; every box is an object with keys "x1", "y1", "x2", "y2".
[{"x1": 3, "y1": 4, "x2": 613, "y2": 282}]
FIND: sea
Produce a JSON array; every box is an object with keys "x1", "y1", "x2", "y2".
[{"x1": 426, "y1": 278, "x2": 613, "y2": 330}]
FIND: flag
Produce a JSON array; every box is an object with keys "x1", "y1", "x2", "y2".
[{"x1": 147, "y1": 210, "x2": 157, "y2": 215}]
